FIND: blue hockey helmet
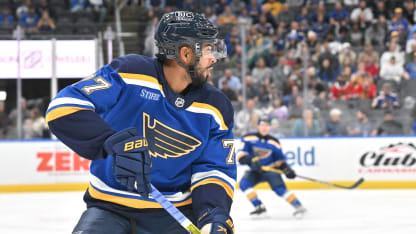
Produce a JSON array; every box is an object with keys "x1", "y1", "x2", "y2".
[{"x1": 154, "y1": 11, "x2": 227, "y2": 62}]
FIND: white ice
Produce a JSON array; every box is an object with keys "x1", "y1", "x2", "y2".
[{"x1": 0, "y1": 189, "x2": 415, "y2": 234}]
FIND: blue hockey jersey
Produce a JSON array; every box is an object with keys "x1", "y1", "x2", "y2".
[
  {"x1": 237, "y1": 133, "x2": 286, "y2": 168},
  {"x1": 45, "y1": 54, "x2": 236, "y2": 219}
]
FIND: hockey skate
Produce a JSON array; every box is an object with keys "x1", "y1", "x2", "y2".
[
  {"x1": 293, "y1": 206, "x2": 307, "y2": 219},
  {"x1": 249, "y1": 204, "x2": 267, "y2": 215}
]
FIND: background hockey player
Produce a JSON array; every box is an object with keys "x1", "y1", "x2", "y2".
[
  {"x1": 237, "y1": 115, "x2": 307, "y2": 217},
  {"x1": 45, "y1": 11, "x2": 236, "y2": 234}
]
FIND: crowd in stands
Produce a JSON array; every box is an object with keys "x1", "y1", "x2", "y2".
[
  {"x1": 2, "y1": 0, "x2": 416, "y2": 139},
  {"x1": 0, "y1": 0, "x2": 107, "y2": 36},
  {"x1": 141, "y1": 0, "x2": 416, "y2": 138}
]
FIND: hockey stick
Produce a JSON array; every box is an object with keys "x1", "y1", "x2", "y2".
[
  {"x1": 150, "y1": 184, "x2": 201, "y2": 234},
  {"x1": 262, "y1": 166, "x2": 364, "y2": 189}
]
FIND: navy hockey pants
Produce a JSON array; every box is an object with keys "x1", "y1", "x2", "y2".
[
  {"x1": 240, "y1": 170, "x2": 286, "y2": 190},
  {"x1": 72, "y1": 206, "x2": 196, "y2": 234}
]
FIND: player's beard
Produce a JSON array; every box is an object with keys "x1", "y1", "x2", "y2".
[{"x1": 192, "y1": 65, "x2": 213, "y2": 88}]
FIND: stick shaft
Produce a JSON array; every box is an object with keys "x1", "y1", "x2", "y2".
[
  {"x1": 150, "y1": 184, "x2": 201, "y2": 234},
  {"x1": 262, "y1": 166, "x2": 364, "y2": 189}
]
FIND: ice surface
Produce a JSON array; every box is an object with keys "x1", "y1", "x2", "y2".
[{"x1": 0, "y1": 189, "x2": 415, "y2": 234}]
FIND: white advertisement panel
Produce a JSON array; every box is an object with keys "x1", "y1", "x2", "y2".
[
  {"x1": 0, "y1": 40, "x2": 96, "y2": 78},
  {"x1": 0, "y1": 137, "x2": 415, "y2": 189},
  {"x1": 237, "y1": 137, "x2": 416, "y2": 183},
  {"x1": 0, "y1": 141, "x2": 90, "y2": 185},
  {"x1": 56, "y1": 40, "x2": 96, "y2": 78}
]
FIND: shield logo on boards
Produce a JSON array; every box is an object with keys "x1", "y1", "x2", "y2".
[{"x1": 175, "y1": 97, "x2": 185, "y2": 108}]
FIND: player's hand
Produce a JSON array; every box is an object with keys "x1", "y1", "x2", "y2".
[
  {"x1": 104, "y1": 127, "x2": 152, "y2": 199},
  {"x1": 198, "y1": 208, "x2": 234, "y2": 234},
  {"x1": 283, "y1": 167, "x2": 296, "y2": 179},
  {"x1": 250, "y1": 157, "x2": 262, "y2": 173}
]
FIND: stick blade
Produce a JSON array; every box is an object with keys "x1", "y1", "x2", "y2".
[{"x1": 347, "y1": 178, "x2": 365, "y2": 189}]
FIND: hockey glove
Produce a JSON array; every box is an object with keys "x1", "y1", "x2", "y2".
[
  {"x1": 198, "y1": 208, "x2": 235, "y2": 234},
  {"x1": 103, "y1": 127, "x2": 152, "y2": 199},
  {"x1": 279, "y1": 162, "x2": 296, "y2": 179},
  {"x1": 250, "y1": 157, "x2": 262, "y2": 173}
]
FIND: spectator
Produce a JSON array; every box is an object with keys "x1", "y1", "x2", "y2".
[
  {"x1": 347, "y1": 74, "x2": 363, "y2": 99},
  {"x1": 358, "y1": 44, "x2": 380, "y2": 68},
  {"x1": 0, "y1": 8, "x2": 14, "y2": 28},
  {"x1": 360, "y1": 74, "x2": 377, "y2": 99},
  {"x1": 218, "y1": 68, "x2": 241, "y2": 93},
  {"x1": 37, "y1": 0, "x2": 55, "y2": 20},
  {"x1": 330, "y1": 2, "x2": 349, "y2": 25},
  {"x1": 269, "y1": 97, "x2": 288, "y2": 121},
  {"x1": 372, "y1": 0, "x2": 390, "y2": 20},
  {"x1": 350, "y1": 0, "x2": 373, "y2": 23},
  {"x1": 348, "y1": 109, "x2": 374, "y2": 136},
  {"x1": 19, "y1": 6, "x2": 39, "y2": 33},
  {"x1": 338, "y1": 43, "x2": 357, "y2": 67},
  {"x1": 380, "y1": 42, "x2": 404, "y2": 67},
  {"x1": 274, "y1": 3, "x2": 295, "y2": 26},
  {"x1": 312, "y1": 14, "x2": 330, "y2": 38},
  {"x1": 145, "y1": 0, "x2": 165, "y2": 10},
  {"x1": 330, "y1": 72, "x2": 352, "y2": 100},
  {"x1": 36, "y1": 10, "x2": 55, "y2": 33},
  {"x1": 379, "y1": 55, "x2": 409, "y2": 83},
  {"x1": 251, "y1": 57, "x2": 272, "y2": 86},
  {"x1": 244, "y1": 75, "x2": 260, "y2": 101},
  {"x1": 373, "y1": 111, "x2": 403, "y2": 135},
  {"x1": 365, "y1": 20, "x2": 386, "y2": 51},
  {"x1": 296, "y1": 7, "x2": 311, "y2": 27},
  {"x1": 229, "y1": 0, "x2": 245, "y2": 15},
  {"x1": 0, "y1": 102, "x2": 8, "y2": 130},
  {"x1": 254, "y1": 14, "x2": 274, "y2": 37},
  {"x1": 220, "y1": 80, "x2": 238, "y2": 101},
  {"x1": 217, "y1": 5, "x2": 237, "y2": 26},
  {"x1": 291, "y1": 109, "x2": 321, "y2": 137},
  {"x1": 269, "y1": 118, "x2": 284, "y2": 138},
  {"x1": 88, "y1": 0, "x2": 107, "y2": 23},
  {"x1": 71, "y1": 0, "x2": 88, "y2": 12},
  {"x1": 318, "y1": 58, "x2": 341, "y2": 83},
  {"x1": 325, "y1": 108, "x2": 347, "y2": 136},
  {"x1": 313, "y1": 90, "x2": 329, "y2": 112},
  {"x1": 16, "y1": 0, "x2": 31, "y2": 19},
  {"x1": 389, "y1": 8, "x2": 409, "y2": 35},
  {"x1": 343, "y1": 0, "x2": 359, "y2": 10},
  {"x1": 371, "y1": 83, "x2": 400, "y2": 109},
  {"x1": 288, "y1": 95, "x2": 304, "y2": 120},
  {"x1": 247, "y1": 0, "x2": 261, "y2": 20},
  {"x1": 23, "y1": 108, "x2": 47, "y2": 139},
  {"x1": 403, "y1": 0, "x2": 415, "y2": 24},
  {"x1": 308, "y1": 69, "x2": 327, "y2": 95},
  {"x1": 362, "y1": 54, "x2": 379, "y2": 78},
  {"x1": 405, "y1": 52, "x2": 416, "y2": 79},
  {"x1": 348, "y1": 23, "x2": 364, "y2": 47},
  {"x1": 235, "y1": 98, "x2": 261, "y2": 134},
  {"x1": 263, "y1": 0, "x2": 282, "y2": 17}
]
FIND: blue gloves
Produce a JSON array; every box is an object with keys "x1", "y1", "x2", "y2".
[
  {"x1": 250, "y1": 157, "x2": 262, "y2": 173},
  {"x1": 104, "y1": 128, "x2": 152, "y2": 199},
  {"x1": 198, "y1": 208, "x2": 234, "y2": 234}
]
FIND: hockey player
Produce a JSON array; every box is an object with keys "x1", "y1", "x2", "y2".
[
  {"x1": 237, "y1": 115, "x2": 307, "y2": 217},
  {"x1": 46, "y1": 11, "x2": 236, "y2": 234}
]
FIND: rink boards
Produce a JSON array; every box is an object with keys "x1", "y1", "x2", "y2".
[{"x1": 0, "y1": 136, "x2": 415, "y2": 192}]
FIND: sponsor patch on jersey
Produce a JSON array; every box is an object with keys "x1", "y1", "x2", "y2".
[
  {"x1": 143, "y1": 112, "x2": 201, "y2": 159},
  {"x1": 140, "y1": 89, "x2": 161, "y2": 101}
]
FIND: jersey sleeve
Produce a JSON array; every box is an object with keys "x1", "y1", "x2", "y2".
[
  {"x1": 45, "y1": 64, "x2": 125, "y2": 160},
  {"x1": 190, "y1": 99, "x2": 236, "y2": 217},
  {"x1": 268, "y1": 138, "x2": 287, "y2": 168},
  {"x1": 236, "y1": 138, "x2": 254, "y2": 165}
]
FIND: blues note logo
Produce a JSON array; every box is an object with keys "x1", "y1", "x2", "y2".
[{"x1": 143, "y1": 113, "x2": 201, "y2": 159}]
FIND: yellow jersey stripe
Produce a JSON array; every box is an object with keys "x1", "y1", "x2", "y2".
[
  {"x1": 190, "y1": 102, "x2": 228, "y2": 130},
  {"x1": 118, "y1": 72, "x2": 163, "y2": 90},
  {"x1": 191, "y1": 178, "x2": 234, "y2": 199},
  {"x1": 88, "y1": 184, "x2": 192, "y2": 209},
  {"x1": 236, "y1": 152, "x2": 248, "y2": 161},
  {"x1": 268, "y1": 139, "x2": 282, "y2": 149},
  {"x1": 243, "y1": 136, "x2": 258, "y2": 141},
  {"x1": 46, "y1": 106, "x2": 92, "y2": 123}
]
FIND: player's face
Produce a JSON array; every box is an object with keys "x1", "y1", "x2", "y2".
[
  {"x1": 258, "y1": 123, "x2": 270, "y2": 136},
  {"x1": 194, "y1": 44, "x2": 217, "y2": 86}
]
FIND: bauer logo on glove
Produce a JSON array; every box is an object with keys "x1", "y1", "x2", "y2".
[{"x1": 124, "y1": 139, "x2": 148, "y2": 151}]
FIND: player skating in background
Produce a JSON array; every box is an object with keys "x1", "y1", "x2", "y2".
[
  {"x1": 237, "y1": 115, "x2": 307, "y2": 218},
  {"x1": 46, "y1": 11, "x2": 236, "y2": 234}
]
